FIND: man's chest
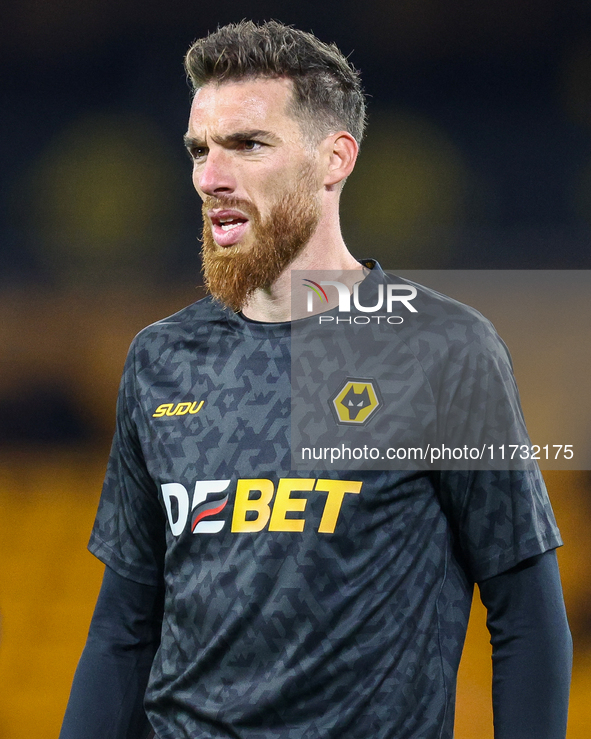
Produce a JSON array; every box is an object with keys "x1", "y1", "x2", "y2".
[{"x1": 134, "y1": 336, "x2": 292, "y2": 481}]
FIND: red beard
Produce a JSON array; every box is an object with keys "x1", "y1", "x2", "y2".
[{"x1": 201, "y1": 163, "x2": 321, "y2": 312}]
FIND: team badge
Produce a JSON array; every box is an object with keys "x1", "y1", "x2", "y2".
[{"x1": 331, "y1": 379, "x2": 382, "y2": 425}]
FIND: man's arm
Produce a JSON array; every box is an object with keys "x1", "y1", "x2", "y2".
[
  {"x1": 59, "y1": 566, "x2": 164, "y2": 739},
  {"x1": 478, "y1": 549, "x2": 572, "y2": 739}
]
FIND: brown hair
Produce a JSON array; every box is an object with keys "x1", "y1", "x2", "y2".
[{"x1": 184, "y1": 20, "x2": 366, "y2": 145}]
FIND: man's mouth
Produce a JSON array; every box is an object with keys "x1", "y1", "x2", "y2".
[{"x1": 209, "y1": 209, "x2": 250, "y2": 247}]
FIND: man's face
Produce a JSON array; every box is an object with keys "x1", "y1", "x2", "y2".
[{"x1": 185, "y1": 77, "x2": 323, "y2": 310}]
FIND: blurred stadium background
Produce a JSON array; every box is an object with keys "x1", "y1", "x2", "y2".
[{"x1": 0, "y1": 0, "x2": 590, "y2": 736}]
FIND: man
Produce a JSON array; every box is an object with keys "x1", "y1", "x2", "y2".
[{"x1": 60, "y1": 21, "x2": 571, "y2": 739}]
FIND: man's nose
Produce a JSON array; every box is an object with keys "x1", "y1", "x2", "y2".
[{"x1": 197, "y1": 149, "x2": 236, "y2": 196}]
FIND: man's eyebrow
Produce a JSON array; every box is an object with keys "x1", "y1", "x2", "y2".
[
  {"x1": 215, "y1": 129, "x2": 280, "y2": 144},
  {"x1": 183, "y1": 134, "x2": 203, "y2": 149},
  {"x1": 183, "y1": 130, "x2": 280, "y2": 149}
]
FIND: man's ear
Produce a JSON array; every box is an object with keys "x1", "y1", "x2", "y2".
[{"x1": 323, "y1": 131, "x2": 359, "y2": 188}]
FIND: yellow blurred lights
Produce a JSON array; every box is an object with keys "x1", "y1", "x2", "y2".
[
  {"x1": 26, "y1": 114, "x2": 180, "y2": 277},
  {"x1": 342, "y1": 111, "x2": 469, "y2": 266}
]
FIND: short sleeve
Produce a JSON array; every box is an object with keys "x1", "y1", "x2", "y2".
[
  {"x1": 431, "y1": 315, "x2": 562, "y2": 582},
  {"x1": 88, "y1": 339, "x2": 166, "y2": 586},
  {"x1": 436, "y1": 467, "x2": 562, "y2": 582},
  {"x1": 432, "y1": 314, "x2": 531, "y2": 462}
]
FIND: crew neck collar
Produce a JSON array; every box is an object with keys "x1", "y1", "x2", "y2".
[{"x1": 220, "y1": 259, "x2": 383, "y2": 338}]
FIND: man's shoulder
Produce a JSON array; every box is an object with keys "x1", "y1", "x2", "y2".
[
  {"x1": 129, "y1": 294, "x2": 231, "y2": 355},
  {"x1": 375, "y1": 268, "x2": 499, "y2": 346},
  {"x1": 360, "y1": 264, "x2": 511, "y2": 378},
  {"x1": 380, "y1": 270, "x2": 489, "y2": 324}
]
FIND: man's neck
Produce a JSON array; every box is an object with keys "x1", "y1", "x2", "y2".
[{"x1": 241, "y1": 237, "x2": 364, "y2": 323}]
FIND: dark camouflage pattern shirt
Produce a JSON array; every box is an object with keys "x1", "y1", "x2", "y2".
[{"x1": 89, "y1": 262, "x2": 561, "y2": 739}]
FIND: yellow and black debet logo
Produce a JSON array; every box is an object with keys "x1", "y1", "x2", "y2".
[{"x1": 331, "y1": 378, "x2": 382, "y2": 425}]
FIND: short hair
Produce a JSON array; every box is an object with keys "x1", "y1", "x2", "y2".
[{"x1": 184, "y1": 20, "x2": 367, "y2": 145}]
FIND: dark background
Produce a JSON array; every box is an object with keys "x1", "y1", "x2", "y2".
[
  {"x1": 3, "y1": 0, "x2": 591, "y2": 445},
  {"x1": 3, "y1": 0, "x2": 591, "y2": 289},
  {"x1": 0, "y1": 3, "x2": 590, "y2": 737}
]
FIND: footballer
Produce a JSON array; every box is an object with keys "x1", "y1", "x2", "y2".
[{"x1": 60, "y1": 21, "x2": 571, "y2": 739}]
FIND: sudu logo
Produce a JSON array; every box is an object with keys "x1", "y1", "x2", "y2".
[{"x1": 153, "y1": 400, "x2": 204, "y2": 418}]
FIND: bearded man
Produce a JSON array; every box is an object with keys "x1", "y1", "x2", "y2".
[{"x1": 60, "y1": 21, "x2": 571, "y2": 739}]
